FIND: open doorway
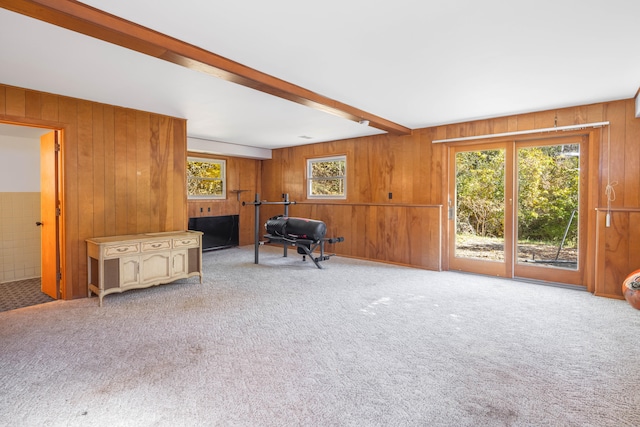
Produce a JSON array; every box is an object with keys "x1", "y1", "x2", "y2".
[{"x1": 0, "y1": 123, "x2": 59, "y2": 311}]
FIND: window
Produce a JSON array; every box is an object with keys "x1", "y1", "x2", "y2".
[
  {"x1": 187, "y1": 157, "x2": 226, "y2": 199},
  {"x1": 307, "y1": 155, "x2": 346, "y2": 199}
]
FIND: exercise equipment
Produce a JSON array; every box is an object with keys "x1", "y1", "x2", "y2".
[
  {"x1": 243, "y1": 193, "x2": 344, "y2": 268},
  {"x1": 622, "y1": 269, "x2": 640, "y2": 310}
]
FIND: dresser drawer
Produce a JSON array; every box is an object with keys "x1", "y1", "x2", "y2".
[
  {"x1": 104, "y1": 243, "x2": 140, "y2": 257},
  {"x1": 173, "y1": 236, "x2": 199, "y2": 248},
  {"x1": 142, "y1": 240, "x2": 171, "y2": 252}
]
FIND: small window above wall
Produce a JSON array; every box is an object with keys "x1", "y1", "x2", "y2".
[
  {"x1": 187, "y1": 157, "x2": 226, "y2": 199},
  {"x1": 307, "y1": 155, "x2": 347, "y2": 199}
]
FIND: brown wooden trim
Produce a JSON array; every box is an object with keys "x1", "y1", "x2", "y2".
[
  {"x1": 585, "y1": 129, "x2": 601, "y2": 293},
  {"x1": 331, "y1": 253, "x2": 440, "y2": 272},
  {"x1": 187, "y1": 151, "x2": 229, "y2": 161},
  {"x1": 595, "y1": 207, "x2": 640, "y2": 212},
  {"x1": 0, "y1": 0, "x2": 411, "y2": 136},
  {"x1": 593, "y1": 291, "x2": 625, "y2": 300},
  {"x1": 295, "y1": 201, "x2": 443, "y2": 208}
]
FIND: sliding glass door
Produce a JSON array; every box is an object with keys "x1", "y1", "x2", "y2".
[
  {"x1": 449, "y1": 143, "x2": 512, "y2": 277},
  {"x1": 449, "y1": 136, "x2": 587, "y2": 285},
  {"x1": 513, "y1": 137, "x2": 586, "y2": 285}
]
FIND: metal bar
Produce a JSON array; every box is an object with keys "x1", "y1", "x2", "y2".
[
  {"x1": 283, "y1": 193, "x2": 289, "y2": 258},
  {"x1": 555, "y1": 209, "x2": 577, "y2": 261},
  {"x1": 432, "y1": 122, "x2": 610, "y2": 144},
  {"x1": 253, "y1": 193, "x2": 260, "y2": 264}
]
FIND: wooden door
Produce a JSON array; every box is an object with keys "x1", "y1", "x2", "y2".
[
  {"x1": 448, "y1": 136, "x2": 587, "y2": 286},
  {"x1": 512, "y1": 136, "x2": 587, "y2": 286},
  {"x1": 40, "y1": 131, "x2": 60, "y2": 299},
  {"x1": 448, "y1": 142, "x2": 513, "y2": 277}
]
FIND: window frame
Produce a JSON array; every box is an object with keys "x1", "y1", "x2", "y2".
[
  {"x1": 187, "y1": 156, "x2": 226, "y2": 200},
  {"x1": 306, "y1": 155, "x2": 347, "y2": 200}
]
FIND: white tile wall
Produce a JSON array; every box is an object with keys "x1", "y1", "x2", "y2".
[{"x1": 0, "y1": 192, "x2": 41, "y2": 283}]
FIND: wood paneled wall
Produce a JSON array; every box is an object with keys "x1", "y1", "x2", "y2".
[
  {"x1": 595, "y1": 209, "x2": 640, "y2": 298},
  {"x1": 3, "y1": 81, "x2": 638, "y2": 299},
  {"x1": 262, "y1": 99, "x2": 640, "y2": 297},
  {"x1": 186, "y1": 152, "x2": 261, "y2": 246},
  {"x1": 0, "y1": 84, "x2": 187, "y2": 299},
  {"x1": 269, "y1": 203, "x2": 442, "y2": 270},
  {"x1": 261, "y1": 132, "x2": 443, "y2": 270}
]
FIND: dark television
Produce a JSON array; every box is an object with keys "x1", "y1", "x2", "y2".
[{"x1": 188, "y1": 215, "x2": 239, "y2": 251}]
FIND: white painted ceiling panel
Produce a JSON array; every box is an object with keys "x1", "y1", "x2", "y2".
[{"x1": 1, "y1": 1, "x2": 639, "y2": 149}]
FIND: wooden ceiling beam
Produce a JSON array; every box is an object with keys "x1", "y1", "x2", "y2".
[{"x1": 0, "y1": 0, "x2": 412, "y2": 135}]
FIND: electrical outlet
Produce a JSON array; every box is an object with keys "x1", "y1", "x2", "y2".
[{"x1": 388, "y1": 192, "x2": 393, "y2": 200}]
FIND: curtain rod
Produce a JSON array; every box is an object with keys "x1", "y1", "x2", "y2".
[{"x1": 432, "y1": 121, "x2": 610, "y2": 144}]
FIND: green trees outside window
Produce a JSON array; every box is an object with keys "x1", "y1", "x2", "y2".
[
  {"x1": 187, "y1": 157, "x2": 226, "y2": 199},
  {"x1": 307, "y1": 156, "x2": 346, "y2": 198},
  {"x1": 517, "y1": 145, "x2": 579, "y2": 246},
  {"x1": 455, "y1": 144, "x2": 579, "y2": 246}
]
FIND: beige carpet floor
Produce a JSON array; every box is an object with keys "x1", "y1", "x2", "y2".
[{"x1": 0, "y1": 245, "x2": 639, "y2": 426}]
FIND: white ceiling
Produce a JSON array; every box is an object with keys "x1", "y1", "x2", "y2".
[{"x1": 0, "y1": 0, "x2": 639, "y2": 151}]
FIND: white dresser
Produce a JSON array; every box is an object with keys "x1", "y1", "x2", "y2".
[{"x1": 87, "y1": 231, "x2": 203, "y2": 306}]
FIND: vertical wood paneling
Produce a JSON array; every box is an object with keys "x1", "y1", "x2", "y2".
[
  {"x1": 595, "y1": 209, "x2": 640, "y2": 298},
  {"x1": 135, "y1": 112, "x2": 151, "y2": 233},
  {"x1": 629, "y1": 212, "x2": 640, "y2": 274},
  {"x1": 604, "y1": 101, "x2": 626, "y2": 207},
  {"x1": 1, "y1": 83, "x2": 188, "y2": 299},
  {"x1": 172, "y1": 119, "x2": 186, "y2": 230},
  {"x1": 125, "y1": 110, "x2": 138, "y2": 234},
  {"x1": 5, "y1": 87, "x2": 25, "y2": 117},
  {"x1": 0, "y1": 86, "x2": 5, "y2": 114},
  {"x1": 585, "y1": 130, "x2": 601, "y2": 293},
  {"x1": 601, "y1": 212, "x2": 630, "y2": 298},
  {"x1": 59, "y1": 96, "x2": 79, "y2": 297},
  {"x1": 25, "y1": 90, "x2": 41, "y2": 120},
  {"x1": 92, "y1": 104, "x2": 105, "y2": 238},
  {"x1": 261, "y1": 98, "x2": 639, "y2": 287},
  {"x1": 586, "y1": 103, "x2": 604, "y2": 123},
  {"x1": 238, "y1": 158, "x2": 259, "y2": 245},
  {"x1": 2, "y1": 82, "x2": 638, "y2": 298},
  {"x1": 41, "y1": 93, "x2": 59, "y2": 122},
  {"x1": 77, "y1": 101, "x2": 94, "y2": 290},
  {"x1": 257, "y1": 203, "x2": 441, "y2": 270},
  {"x1": 408, "y1": 208, "x2": 423, "y2": 266},
  {"x1": 532, "y1": 110, "x2": 555, "y2": 129},
  {"x1": 114, "y1": 108, "x2": 129, "y2": 236},
  {"x1": 261, "y1": 128, "x2": 443, "y2": 269},
  {"x1": 103, "y1": 106, "x2": 116, "y2": 235},
  {"x1": 415, "y1": 131, "x2": 430, "y2": 204},
  {"x1": 149, "y1": 115, "x2": 167, "y2": 231},
  {"x1": 430, "y1": 134, "x2": 443, "y2": 206},
  {"x1": 515, "y1": 113, "x2": 534, "y2": 131},
  {"x1": 624, "y1": 100, "x2": 640, "y2": 207}
]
